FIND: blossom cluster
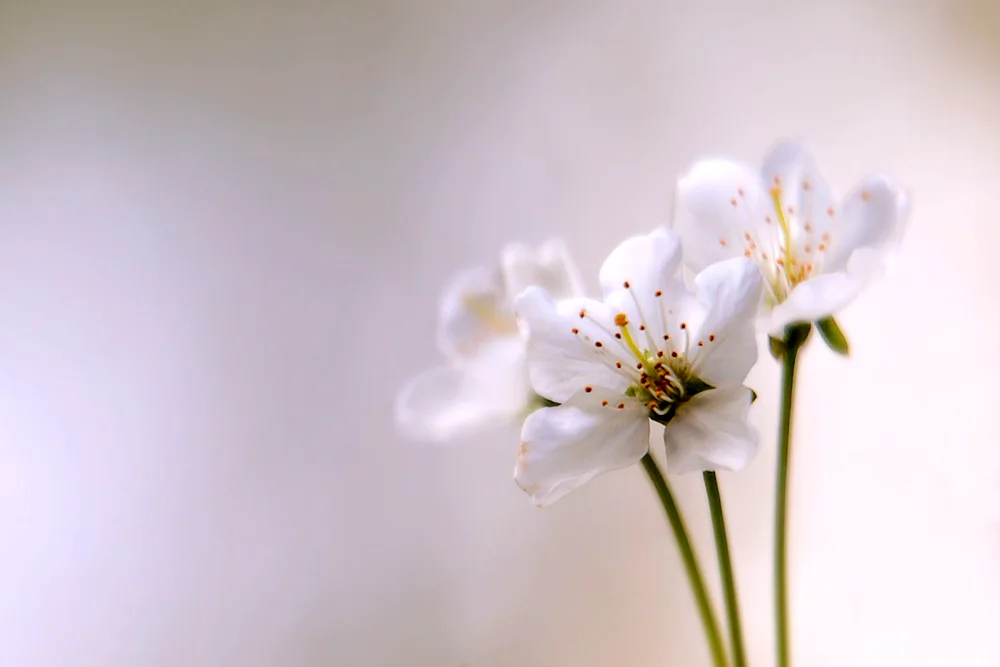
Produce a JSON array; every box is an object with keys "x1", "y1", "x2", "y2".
[{"x1": 396, "y1": 140, "x2": 909, "y2": 505}]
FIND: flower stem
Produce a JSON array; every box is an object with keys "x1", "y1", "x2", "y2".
[
  {"x1": 703, "y1": 471, "x2": 747, "y2": 667},
  {"x1": 774, "y1": 326, "x2": 807, "y2": 667},
  {"x1": 641, "y1": 454, "x2": 730, "y2": 667}
]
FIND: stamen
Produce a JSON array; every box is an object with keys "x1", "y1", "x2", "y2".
[
  {"x1": 771, "y1": 186, "x2": 793, "y2": 265},
  {"x1": 617, "y1": 313, "x2": 655, "y2": 376}
]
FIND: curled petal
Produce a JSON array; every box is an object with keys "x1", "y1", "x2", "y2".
[{"x1": 823, "y1": 174, "x2": 911, "y2": 273}]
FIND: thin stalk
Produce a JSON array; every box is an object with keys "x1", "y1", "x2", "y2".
[
  {"x1": 641, "y1": 454, "x2": 730, "y2": 667},
  {"x1": 774, "y1": 333, "x2": 804, "y2": 667},
  {"x1": 703, "y1": 471, "x2": 747, "y2": 667}
]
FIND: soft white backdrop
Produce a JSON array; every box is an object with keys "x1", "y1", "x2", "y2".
[{"x1": 1, "y1": 1, "x2": 999, "y2": 665}]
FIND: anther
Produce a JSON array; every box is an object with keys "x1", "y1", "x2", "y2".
[
  {"x1": 730, "y1": 198, "x2": 738, "y2": 207},
  {"x1": 805, "y1": 245, "x2": 812, "y2": 253},
  {"x1": 617, "y1": 403, "x2": 625, "y2": 410},
  {"x1": 663, "y1": 334, "x2": 670, "y2": 341},
  {"x1": 671, "y1": 351, "x2": 679, "y2": 358},
  {"x1": 861, "y1": 190, "x2": 871, "y2": 202},
  {"x1": 698, "y1": 340, "x2": 704, "y2": 347},
  {"x1": 744, "y1": 231, "x2": 752, "y2": 241},
  {"x1": 571, "y1": 328, "x2": 579, "y2": 334},
  {"x1": 594, "y1": 341, "x2": 603, "y2": 348},
  {"x1": 818, "y1": 244, "x2": 826, "y2": 251},
  {"x1": 623, "y1": 280, "x2": 630, "y2": 288},
  {"x1": 601, "y1": 400, "x2": 608, "y2": 406},
  {"x1": 719, "y1": 238, "x2": 727, "y2": 247},
  {"x1": 636, "y1": 363, "x2": 643, "y2": 370},
  {"x1": 614, "y1": 313, "x2": 628, "y2": 327},
  {"x1": 738, "y1": 187, "x2": 745, "y2": 197},
  {"x1": 680, "y1": 322, "x2": 687, "y2": 329},
  {"x1": 579, "y1": 309, "x2": 586, "y2": 318},
  {"x1": 655, "y1": 290, "x2": 662, "y2": 297},
  {"x1": 639, "y1": 324, "x2": 645, "y2": 331},
  {"x1": 615, "y1": 361, "x2": 622, "y2": 368},
  {"x1": 585, "y1": 386, "x2": 593, "y2": 393},
  {"x1": 709, "y1": 334, "x2": 716, "y2": 342},
  {"x1": 657, "y1": 350, "x2": 664, "y2": 357},
  {"x1": 615, "y1": 333, "x2": 622, "y2": 339},
  {"x1": 827, "y1": 206, "x2": 835, "y2": 216},
  {"x1": 802, "y1": 180, "x2": 811, "y2": 191}
]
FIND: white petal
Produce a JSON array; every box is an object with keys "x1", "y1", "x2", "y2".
[
  {"x1": 760, "y1": 139, "x2": 814, "y2": 187},
  {"x1": 501, "y1": 239, "x2": 584, "y2": 301},
  {"x1": 598, "y1": 227, "x2": 683, "y2": 299},
  {"x1": 515, "y1": 287, "x2": 634, "y2": 403},
  {"x1": 395, "y1": 338, "x2": 530, "y2": 442},
  {"x1": 689, "y1": 258, "x2": 762, "y2": 386},
  {"x1": 663, "y1": 385, "x2": 758, "y2": 474},
  {"x1": 515, "y1": 388, "x2": 650, "y2": 506},
  {"x1": 822, "y1": 174, "x2": 911, "y2": 273},
  {"x1": 598, "y1": 227, "x2": 688, "y2": 348},
  {"x1": 437, "y1": 265, "x2": 518, "y2": 361},
  {"x1": 760, "y1": 139, "x2": 837, "y2": 248},
  {"x1": 765, "y1": 248, "x2": 883, "y2": 335},
  {"x1": 673, "y1": 159, "x2": 775, "y2": 273}
]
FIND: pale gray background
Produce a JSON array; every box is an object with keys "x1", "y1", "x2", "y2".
[{"x1": 1, "y1": 1, "x2": 999, "y2": 665}]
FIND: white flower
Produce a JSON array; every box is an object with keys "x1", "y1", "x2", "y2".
[
  {"x1": 672, "y1": 140, "x2": 911, "y2": 334},
  {"x1": 513, "y1": 228, "x2": 763, "y2": 506},
  {"x1": 395, "y1": 240, "x2": 583, "y2": 442}
]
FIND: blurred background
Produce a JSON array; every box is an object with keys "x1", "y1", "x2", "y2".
[{"x1": 1, "y1": 0, "x2": 1000, "y2": 665}]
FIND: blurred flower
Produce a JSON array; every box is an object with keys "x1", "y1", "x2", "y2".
[
  {"x1": 672, "y1": 140, "x2": 911, "y2": 334},
  {"x1": 513, "y1": 228, "x2": 761, "y2": 506},
  {"x1": 395, "y1": 240, "x2": 582, "y2": 442}
]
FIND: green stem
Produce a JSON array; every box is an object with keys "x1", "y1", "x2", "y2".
[
  {"x1": 641, "y1": 454, "x2": 730, "y2": 667},
  {"x1": 774, "y1": 332, "x2": 804, "y2": 667},
  {"x1": 703, "y1": 471, "x2": 747, "y2": 667}
]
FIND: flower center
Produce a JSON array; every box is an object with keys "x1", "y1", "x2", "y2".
[
  {"x1": 611, "y1": 312, "x2": 687, "y2": 415},
  {"x1": 461, "y1": 292, "x2": 519, "y2": 335},
  {"x1": 570, "y1": 297, "x2": 718, "y2": 420},
  {"x1": 769, "y1": 186, "x2": 816, "y2": 290},
  {"x1": 739, "y1": 183, "x2": 832, "y2": 307}
]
